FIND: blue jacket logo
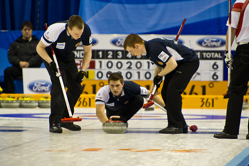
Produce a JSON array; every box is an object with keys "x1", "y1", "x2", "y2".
[
  {"x1": 197, "y1": 37, "x2": 226, "y2": 47},
  {"x1": 111, "y1": 37, "x2": 126, "y2": 47},
  {"x1": 28, "y1": 81, "x2": 51, "y2": 93}
]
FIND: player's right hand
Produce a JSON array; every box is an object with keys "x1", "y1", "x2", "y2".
[{"x1": 224, "y1": 51, "x2": 232, "y2": 69}]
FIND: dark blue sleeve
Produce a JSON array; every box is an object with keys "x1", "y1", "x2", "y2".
[{"x1": 82, "y1": 23, "x2": 92, "y2": 45}]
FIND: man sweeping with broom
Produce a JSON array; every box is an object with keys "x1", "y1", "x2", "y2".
[{"x1": 36, "y1": 15, "x2": 92, "y2": 133}]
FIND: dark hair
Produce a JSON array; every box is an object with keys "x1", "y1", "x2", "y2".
[
  {"x1": 108, "y1": 72, "x2": 124, "y2": 84},
  {"x1": 124, "y1": 34, "x2": 144, "y2": 50},
  {"x1": 68, "y1": 15, "x2": 84, "y2": 30},
  {"x1": 21, "y1": 21, "x2": 33, "y2": 30}
]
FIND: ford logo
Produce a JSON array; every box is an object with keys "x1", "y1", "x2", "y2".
[
  {"x1": 28, "y1": 80, "x2": 51, "y2": 93},
  {"x1": 111, "y1": 37, "x2": 126, "y2": 47},
  {"x1": 197, "y1": 37, "x2": 226, "y2": 47},
  {"x1": 91, "y1": 37, "x2": 98, "y2": 46}
]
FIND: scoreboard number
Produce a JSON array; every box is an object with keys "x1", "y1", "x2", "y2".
[
  {"x1": 95, "y1": 70, "x2": 153, "y2": 80},
  {"x1": 95, "y1": 60, "x2": 154, "y2": 71},
  {"x1": 76, "y1": 50, "x2": 224, "y2": 81}
]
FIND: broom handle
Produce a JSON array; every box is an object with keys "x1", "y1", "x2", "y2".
[
  {"x1": 153, "y1": 101, "x2": 167, "y2": 113},
  {"x1": 149, "y1": 85, "x2": 157, "y2": 101},
  {"x1": 175, "y1": 18, "x2": 186, "y2": 41},
  {"x1": 52, "y1": 50, "x2": 73, "y2": 117}
]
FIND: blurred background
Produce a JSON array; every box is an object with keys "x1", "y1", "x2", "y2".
[
  {"x1": 0, "y1": 0, "x2": 234, "y2": 34},
  {"x1": 0, "y1": 0, "x2": 240, "y2": 103}
]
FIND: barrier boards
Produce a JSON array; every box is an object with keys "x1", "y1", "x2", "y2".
[
  {"x1": 74, "y1": 95, "x2": 232, "y2": 109},
  {"x1": 80, "y1": 80, "x2": 231, "y2": 95},
  {"x1": 1, "y1": 93, "x2": 248, "y2": 109}
]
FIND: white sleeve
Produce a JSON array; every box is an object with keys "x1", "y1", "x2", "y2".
[
  {"x1": 41, "y1": 23, "x2": 66, "y2": 46},
  {"x1": 140, "y1": 86, "x2": 148, "y2": 96},
  {"x1": 226, "y1": 1, "x2": 242, "y2": 28},
  {"x1": 230, "y1": 11, "x2": 241, "y2": 28},
  {"x1": 95, "y1": 86, "x2": 110, "y2": 105}
]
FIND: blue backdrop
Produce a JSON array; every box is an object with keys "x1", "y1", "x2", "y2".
[
  {"x1": 1, "y1": 0, "x2": 235, "y2": 34},
  {"x1": 0, "y1": 0, "x2": 236, "y2": 88},
  {"x1": 79, "y1": 0, "x2": 236, "y2": 35},
  {"x1": 0, "y1": 0, "x2": 80, "y2": 30}
]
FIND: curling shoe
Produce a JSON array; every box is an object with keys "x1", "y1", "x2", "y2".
[
  {"x1": 50, "y1": 123, "x2": 63, "y2": 133},
  {"x1": 246, "y1": 133, "x2": 249, "y2": 139},
  {"x1": 61, "y1": 122, "x2": 81, "y2": 131},
  {"x1": 213, "y1": 131, "x2": 237, "y2": 139},
  {"x1": 159, "y1": 126, "x2": 188, "y2": 134}
]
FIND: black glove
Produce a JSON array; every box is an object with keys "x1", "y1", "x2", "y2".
[
  {"x1": 153, "y1": 75, "x2": 163, "y2": 90},
  {"x1": 75, "y1": 70, "x2": 86, "y2": 83},
  {"x1": 49, "y1": 61, "x2": 57, "y2": 73},
  {"x1": 224, "y1": 51, "x2": 232, "y2": 69}
]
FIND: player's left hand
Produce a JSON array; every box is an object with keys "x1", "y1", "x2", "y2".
[
  {"x1": 224, "y1": 51, "x2": 232, "y2": 69},
  {"x1": 75, "y1": 70, "x2": 86, "y2": 83},
  {"x1": 153, "y1": 75, "x2": 163, "y2": 90}
]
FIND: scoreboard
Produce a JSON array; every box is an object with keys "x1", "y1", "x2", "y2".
[
  {"x1": 72, "y1": 34, "x2": 237, "y2": 82},
  {"x1": 195, "y1": 51, "x2": 223, "y2": 81},
  {"x1": 74, "y1": 49, "x2": 223, "y2": 81}
]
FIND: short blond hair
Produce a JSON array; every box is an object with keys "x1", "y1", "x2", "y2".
[
  {"x1": 124, "y1": 34, "x2": 144, "y2": 50},
  {"x1": 68, "y1": 15, "x2": 84, "y2": 30}
]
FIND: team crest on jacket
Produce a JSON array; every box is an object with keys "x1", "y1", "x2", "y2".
[
  {"x1": 75, "y1": 42, "x2": 80, "y2": 47},
  {"x1": 157, "y1": 61, "x2": 163, "y2": 65}
]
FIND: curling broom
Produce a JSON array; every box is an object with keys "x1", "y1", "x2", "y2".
[{"x1": 45, "y1": 23, "x2": 82, "y2": 122}]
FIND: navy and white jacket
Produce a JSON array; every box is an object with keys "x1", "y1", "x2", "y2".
[
  {"x1": 41, "y1": 22, "x2": 92, "y2": 59},
  {"x1": 95, "y1": 81, "x2": 148, "y2": 111},
  {"x1": 145, "y1": 38, "x2": 198, "y2": 68}
]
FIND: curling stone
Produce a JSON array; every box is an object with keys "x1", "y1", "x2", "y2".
[
  {"x1": 242, "y1": 100, "x2": 248, "y2": 110},
  {"x1": 19, "y1": 96, "x2": 38, "y2": 108},
  {"x1": 0, "y1": 86, "x2": 3, "y2": 94},
  {"x1": 1, "y1": 96, "x2": 20, "y2": 108},
  {"x1": 38, "y1": 96, "x2": 51, "y2": 108},
  {"x1": 102, "y1": 116, "x2": 127, "y2": 134}
]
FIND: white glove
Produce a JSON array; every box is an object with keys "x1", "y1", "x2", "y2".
[{"x1": 224, "y1": 51, "x2": 232, "y2": 69}]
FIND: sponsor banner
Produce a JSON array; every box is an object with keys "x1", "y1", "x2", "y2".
[
  {"x1": 23, "y1": 68, "x2": 51, "y2": 94},
  {"x1": 182, "y1": 95, "x2": 228, "y2": 109},
  {"x1": 80, "y1": 80, "x2": 153, "y2": 94},
  {"x1": 1, "y1": 93, "x2": 248, "y2": 109},
  {"x1": 77, "y1": 94, "x2": 248, "y2": 109},
  {"x1": 75, "y1": 94, "x2": 96, "y2": 108},
  {"x1": 74, "y1": 95, "x2": 230, "y2": 109},
  {"x1": 74, "y1": 34, "x2": 237, "y2": 51},
  {"x1": 196, "y1": 37, "x2": 226, "y2": 48},
  {"x1": 76, "y1": 94, "x2": 229, "y2": 108},
  {"x1": 80, "y1": 80, "x2": 230, "y2": 95},
  {"x1": 183, "y1": 81, "x2": 228, "y2": 95}
]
